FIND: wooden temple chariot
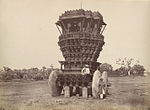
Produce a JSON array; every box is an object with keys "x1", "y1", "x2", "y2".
[
  {"x1": 56, "y1": 9, "x2": 106, "y2": 74},
  {"x1": 55, "y1": 9, "x2": 107, "y2": 97}
]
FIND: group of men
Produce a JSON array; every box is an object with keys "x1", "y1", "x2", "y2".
[{"x1": 81, "y1": 64, "x2": 108, "y2": 99}]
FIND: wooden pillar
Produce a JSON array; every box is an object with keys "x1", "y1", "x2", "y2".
[
  {"x1": 56, "y1": 24, "x2": 62, "y2": 35},
  {"x1": 81, "y1": 18, "x2": 85, "y2": 32},
  {"x1": 60, "y1": 21, "x2": 67, "y2": 33},
  {"x1": 82, "y1": 87, "x2": 88, "y2": 98},
  {"x1": 76, "y1": 86, "x2": 80, "y2": 96},
  {"x1": 79, "y1": 86, "x2": 82, "y2": 96},
  {"x1": 87, "y1": 85, "x2": 92, "y2": 97},
  {"x1": 100, "y1": 24, "x2": 106, "y2": 35},
  {"x1": 64, "y1": 86, "x2": 70, "y2": 97}
]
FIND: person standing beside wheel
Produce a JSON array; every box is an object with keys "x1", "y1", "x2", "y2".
[
  {"x1": 98, "y1": 78, "x2": 105, "y2": 99},
  {"x1": 92, "y1": 66, "x2": 102, "y2": 98}
]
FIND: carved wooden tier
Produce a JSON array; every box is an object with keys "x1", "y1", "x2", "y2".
[{"x1": 56, "y1": 9, "x2": 106, "y2": 74}]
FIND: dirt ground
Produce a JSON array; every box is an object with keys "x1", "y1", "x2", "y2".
[{"x1": 0, "y1": 76, "x2": 150, "y2": 110}]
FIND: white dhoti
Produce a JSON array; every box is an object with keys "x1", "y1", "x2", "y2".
[{"x1": 92, "y1": 70, "x2": 101, "y2": 98}]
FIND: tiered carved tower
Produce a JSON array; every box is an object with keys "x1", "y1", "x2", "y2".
[{"x1": 56, "y1": 9, "x2": 106, "y2": 74}]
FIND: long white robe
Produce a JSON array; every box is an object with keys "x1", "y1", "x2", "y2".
[
  {"x1": 101, "y1": 71, "x2": 108, "y2": 83},
  {"x1": 92, "y1": 70, "x2": 101, "y2": 98}
]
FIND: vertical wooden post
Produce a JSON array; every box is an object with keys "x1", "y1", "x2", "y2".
[
  {"x1": 87, "y1": 85, "x2": 92, "y2": 97},
  {"x1": 64, "y1": 86, "x2": 70, "y2": 97},
  {"x1": 82, "y1": 87, "x2": 88, "y2": 98}
]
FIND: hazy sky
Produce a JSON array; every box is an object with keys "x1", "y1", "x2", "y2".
[{"x1": 0, "y1": 0, "x2": 150, "y2": 70}]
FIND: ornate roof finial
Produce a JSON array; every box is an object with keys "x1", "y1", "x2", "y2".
[{"x1": 81, "y1": 0, "x2": 83, "y2": 9}]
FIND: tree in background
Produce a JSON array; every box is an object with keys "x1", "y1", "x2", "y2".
[
  {"x1": 116, "y1": 57, "x2": 134, "y2": 70},
  {"x1": 0, "y1": 66, "x2": 55, "y2": 81},
  {"x1": 0, "y1": 66, "x2": 15, "y2": 80},
  {"x1": 115, "y1": 67, "x2": 128, "y2": 76},
  {"x1": 115, "y1": 57, "x2": 145, "y2": 76},
  {"x1": 100, "y1": 63, "x2": 113, "y2": 73},
  {"x1": 130, "y1": 64, "x2": 145, "y2": 76},
  {"x1": 116, "y1": 57, "x2": 134, "y2": 76}
]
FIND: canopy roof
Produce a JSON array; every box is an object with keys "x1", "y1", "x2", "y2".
[{"x1": 59, "y1": 9, "x2": 104, "y2": 20}]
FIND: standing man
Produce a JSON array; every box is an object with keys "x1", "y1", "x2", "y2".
[
  {"x1": 92, "y1": 66, "x2": 102, "y2": 98},
  {"x1": 98, "y1": 78, "x2": 105, "y2": 99},
  {"x1": 81, "y1": 64, "x2": 90, "y2": 75}
]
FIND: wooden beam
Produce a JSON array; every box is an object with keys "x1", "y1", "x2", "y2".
[
  {"x1": 60, "y1": 21, "x2": 67, "y2": 33},
  {"x1": 55, "y1": 24, "x2": 62, "y2": 35},
  {"x1": 100, "y1": 24, "x2": 106, "y2": 35}
]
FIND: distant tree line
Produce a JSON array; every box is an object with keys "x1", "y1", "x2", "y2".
[
  {"x1": 0, "y1": 66, "x2": 56, "y2": 81},
  {"x1": 102, "y1": 64, "x2": 146, "y2": 77},
  {"x1": 100, "y1": 58, "x2": 146, "y2": 77},
  {"x1": 0, "y1": 58, "x2": 148, "y2": 81}
]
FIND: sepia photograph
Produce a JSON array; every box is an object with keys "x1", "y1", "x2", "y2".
[{"x1": 0, "y1": 0, "x2": 150, "y2": 110}]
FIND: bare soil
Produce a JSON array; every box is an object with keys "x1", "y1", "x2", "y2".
[{"x1": 0, "y1": 76, "x2": 150, "y2": 110}]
